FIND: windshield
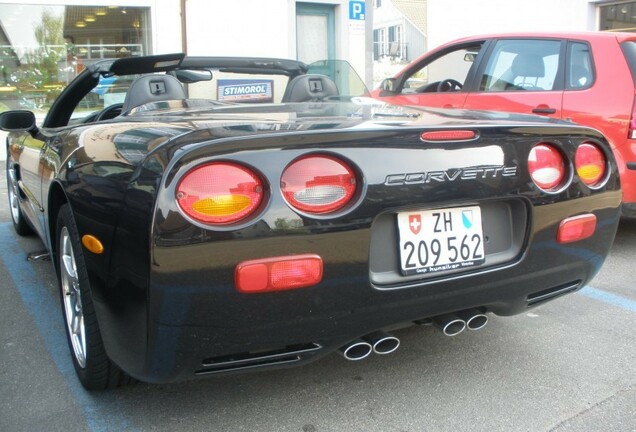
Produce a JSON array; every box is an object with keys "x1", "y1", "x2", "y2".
[
  {"x1": 67, "y1": 57, "x2": 371, "y2": 123},
  {"x1": 307, "y1": 60, "x2": 369, "y2": 97}
]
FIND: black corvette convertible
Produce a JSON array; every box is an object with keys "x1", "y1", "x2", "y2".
[{"x1": 1, "y1": 54, "x2": 621, "y2": 389}]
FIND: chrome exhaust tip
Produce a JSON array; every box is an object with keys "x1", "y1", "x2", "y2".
[
  {"x1": 338, "y1": 339, "x2": 373, "y2": 361},
  {"x1": 432, "y1": 313, "x2": 466, "y2": 336},
  {"x1": 362, "y1": 331, "x2": 400, "y2": 355},
  {"x1": 456, "y1": 309, "x2": 488, "y2": 331}
]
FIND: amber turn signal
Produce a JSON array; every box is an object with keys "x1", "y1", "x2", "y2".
[
  {"x1": 81, "y1": 235, "x2": 104, "y2": 254},
  {"x1": 575, "y1": 143, "x2": 606, "y2": 187},
  {"x1": 176, "y1": 162, "x2": 264, "y2": 225}
]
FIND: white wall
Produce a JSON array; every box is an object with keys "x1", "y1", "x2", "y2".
[
  {"x1": 151, "y1": 0, "x2": 183, "y2": 54},
  {"x1": 183, "y1": 0, "x2": 369, "y2": 86},
  {"x1": 426, "y1": 0, "x2": 597, "y2": 49},
  {"x1": 374, "y1": 0, "x2": 405, "y2": 27},
  {"x1": 184, "y1": 0, "x2": 293, "y2": 58}
]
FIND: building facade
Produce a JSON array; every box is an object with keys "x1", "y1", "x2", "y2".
[
  {"x1": 372, "y1": 0, "x2": 427, "y2": 63},
  {"x1": 1, "y1": 0, "x2": 635, "y2": 122},
  {"x1": 426, "y1": 0, "x2": 635, "y2": 49}
]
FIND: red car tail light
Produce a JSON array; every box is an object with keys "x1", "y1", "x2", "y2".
[
  {"x1": 235, "y1": 254, "x2": 323, "y2": 293},
  {"x1": 575, "y1": 143, "x2": 606, "y2": 187},
  {"x1": 281, "y1": 154, "x2": 357, "y2": 214},
  {"x1": 557, "y1": 213, "x2": 597, "y2": 244},
  {"x1": 176, "y1": 162, "x2": 264, "y2": 224},
  {"x1": 528, "y1": 144, "x2": 566, "y2": 191},
  {"x1": 420, "y1": 130, "x2": 476, "y2": 142},
  {"x1": 629, "y1": 98, "x2": 636, "y2": 139}
]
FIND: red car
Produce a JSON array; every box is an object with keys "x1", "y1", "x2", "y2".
[{"x1": 372, "y1": 32, "x2": 636, "y2": 216}]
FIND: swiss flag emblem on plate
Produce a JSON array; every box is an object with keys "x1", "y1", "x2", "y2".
[{"x1": 408, "y1": 214, "x2": 422, "y2": 235}]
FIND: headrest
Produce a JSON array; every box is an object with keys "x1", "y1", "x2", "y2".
[
  {"x1": 282, "y1": 74, "x2": 339, "y2": 102},
  {"x1": 511, "y1": 53, "x2": 545, "y2": 78},
  {"x1": 121, "y1": 74, "x2": 186, "y2": 113}
]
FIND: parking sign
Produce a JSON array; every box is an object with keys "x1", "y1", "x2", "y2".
[{"x1": 349, "y1": 1, "x2": 365, "y2": 20}]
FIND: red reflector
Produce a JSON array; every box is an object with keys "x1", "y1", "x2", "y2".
[
  {"x1": 557, "y1": 214, "x2": 597, "y2": 244},
  {"x1": 235, "y1": 254, "x2": 323, "y2": 293},
  {"x1": 420, "y1": 130, "x2": 476, "y2": 141}
]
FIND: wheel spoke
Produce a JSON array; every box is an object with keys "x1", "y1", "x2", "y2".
[
  {"x1": 7, "y1": 165, "x2": 21, "y2": 222},
  {"x1": 61, "y1": 239, "x2": 78, "y2": 279},
  {"x1": 72, "y1": 313, "x2": 81, "y2": 334}
]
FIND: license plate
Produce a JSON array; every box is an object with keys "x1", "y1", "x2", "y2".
[{"x1": 397, "y1": 206, "x2": 485, "y2": 276}]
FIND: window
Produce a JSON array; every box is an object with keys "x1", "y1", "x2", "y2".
[
  {"x1": 296, "y1": 3, "x2": 335, "y2": 63},
  {"x1": 480, "y1": 40, "x2": 561, "y2": 92},
  {"x1": 0, "y1": 4, "x2": 151, "y2": 115},
  {"x1": 600, "y1": 2, "x2": 636, "y2": 31},
  {"x1": 373, "y1": 28, "x2": 387, "y2": 60},
  {"x1": 401, "y1": 44, "x2": 484, "y2": 93},
  {"x1": 567, "y1": 42, "x2": 593, "y2": 89}
]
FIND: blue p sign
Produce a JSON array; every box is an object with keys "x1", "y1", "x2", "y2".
[{"x1": 349, "y1": 1, "x2": 365, "y2": 20}]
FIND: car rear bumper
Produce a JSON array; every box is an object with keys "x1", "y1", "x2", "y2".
[{"x1": 125, "y1": 195, "x2": 620, "y2": 383}]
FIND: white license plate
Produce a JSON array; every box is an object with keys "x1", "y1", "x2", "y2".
[{"x1": 397, "y1": 206, "x2": 485, "y2": 276}]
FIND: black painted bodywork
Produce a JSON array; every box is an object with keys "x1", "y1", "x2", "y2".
[{"x1": 6, "y1": 99, "x2": 621, "y2": 383}]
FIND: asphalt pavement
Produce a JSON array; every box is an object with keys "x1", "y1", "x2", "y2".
[{"x1": 1, "y1": 162, "x2": 635, "y2": 432}]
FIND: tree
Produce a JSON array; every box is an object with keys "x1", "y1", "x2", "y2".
[
  {"x1": 31, "y1": 9, "x2": 64, "y2": 82},
  {"x1": 18, "y1": 9, "x2": 64, "y2": 107}
]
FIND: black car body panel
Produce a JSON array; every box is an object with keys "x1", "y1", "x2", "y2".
[{"x1": 1, "y1": 55, "x2": 621, "y2": 384}]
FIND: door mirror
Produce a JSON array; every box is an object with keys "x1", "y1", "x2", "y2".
[
  {"x1": 380, "y1": 78, "x2": 396, "y2": 92},
  {"x1": 464, "y1": 52, "x2": 477, "y2": 62},
  {"x1": 0, "y1": 110, "x2": 36, "y2": 132}
]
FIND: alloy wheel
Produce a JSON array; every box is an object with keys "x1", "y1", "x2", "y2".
[{"x1": 60, "y1": 226, "x2": 87, "y2": 368}]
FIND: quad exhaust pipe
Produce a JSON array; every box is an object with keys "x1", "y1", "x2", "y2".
[
  {"x1": 457, "y1": 308, "x2": 488, "y2": 331},
  {"x1": 432, "y1": 313, "x2": 466, "y2": 336},
  {"x1": 339, "y1": 309, "x2": 488, "y2": 360},
  {"x1": 362, "y1": 331, "x2": 400, "y2": 355},
  {"x1": 339, "y1": 331, "x2": 401, "y2": 360},
  {"x1": 339, "y1": 339, "x2": 373, "y2": 361},
  {"x1": 429, "y1": 308, "x2": 489, "y2": 336}
]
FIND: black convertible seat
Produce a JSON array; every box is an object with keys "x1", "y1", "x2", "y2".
[
  {"x1": 282, "y1": 74, "x2": 339, "y2": 102},
  {"x1": 121, "y1": 74, "x2": 186, "y2": 113}
]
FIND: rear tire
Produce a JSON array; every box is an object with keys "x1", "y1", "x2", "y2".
[
  {"x1": 6, "y1": 158, "x2": 33, "y2": 236},
  {"x1": 56, "y1": 204, "x2": 133, "y2": 390}
]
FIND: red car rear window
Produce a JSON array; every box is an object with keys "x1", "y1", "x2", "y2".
[{"x1": 620, "y1": 41, "x2": 636, "y2": 86}]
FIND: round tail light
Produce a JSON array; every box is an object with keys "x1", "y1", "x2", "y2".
[
  {"x1": 528, "y1": 144, "x2": 566, "y2": 191},
  {"x1": 281, "y1": 155, "x2": 357, "y2": 214},
  {"x1": 176, "y1": 162, "x2": 264, "y2": 225},
  {"x1": 575, "y1": 143, "x2": 606, "y2": 187}
]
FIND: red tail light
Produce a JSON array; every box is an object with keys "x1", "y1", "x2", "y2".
[
  {"x1": 528, "y1": 144, "x2": 566, "y2": 191},
  {"x1": 281, "y1": 155, "x2": 357, "y2": 214},
  {"x1": 235, "y1": 254, "x2": 323, "y2": 293},
  {"x1": 575, "y1": 143, "x2": 606, "y2": 187},
  {"x1": 629, "y1": 98, "x2": 636, "y2": 139},
  {"x1": 176, "y1": 162, "x2": 264, "y2": 224},
  {"x1": 420, "y1": 130, "x2": 476, "y2": 141}
]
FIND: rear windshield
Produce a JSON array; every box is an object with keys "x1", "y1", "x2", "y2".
[{"x1": 620, "y1": 41, "x2": 636, "y2": 87}]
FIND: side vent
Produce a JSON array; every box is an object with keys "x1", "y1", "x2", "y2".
[
  {"x1": 196, "y1": 343, "x2": 321, "y2": 375},
  {"x1": 526, "y1": 281, "x2": 581, "y2": 307}
]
